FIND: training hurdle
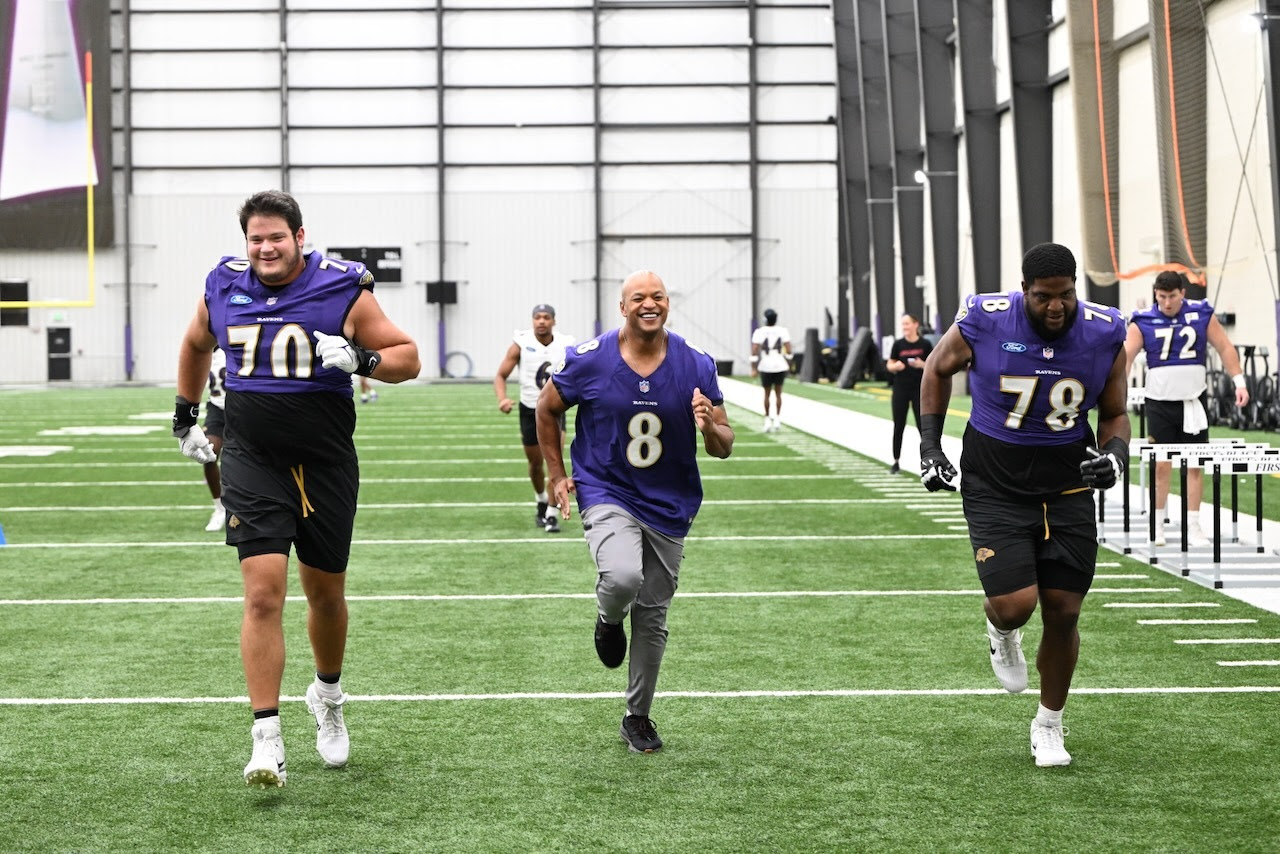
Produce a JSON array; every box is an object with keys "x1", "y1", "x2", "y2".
[{"x1": 1097, "y1": 441, "x2": 1279, "y2": 589}]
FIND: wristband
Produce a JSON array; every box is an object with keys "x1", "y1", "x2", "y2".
[
  {"x1": 173, "y1": 395, "x2": 199, "y2": 437},
  {"x1": 919, "y1": 413, "x2": 945, "y2": 454},
  {"x1": 1101, "y1": 435, "x2": 1129, "y2": 466},
  {"x1": 1232, "y1": 374, "x2": 1246, "y2": 389},
  {"x1": 749, "y1": 355, "x2": 759, "y2": 363},
  {"x1": 350, "y1": 344, "x2": 382, "y2": 377}
]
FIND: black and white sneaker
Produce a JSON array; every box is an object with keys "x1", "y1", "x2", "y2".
[
  {"x1": 535, "y1": 501, "x2": 548, "y2": 527},
  {"x1": 543, "y1": 513, "x2": 560, "y2": 534},
  {"x1": 594, "y1": 615, "x2": 626, "y2": 668},
  {"x1": 619, "y1": 714, "x2": 663, "y2": 753}
]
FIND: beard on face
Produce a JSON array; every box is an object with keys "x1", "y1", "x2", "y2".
[{"x1": 1027, "y1": 302, "x2": 1077, "y2": 341}]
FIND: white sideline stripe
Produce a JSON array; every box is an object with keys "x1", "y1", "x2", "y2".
[
  {"x1": 0, "y1": 474, "x2": 854, "y2": 488},
  {"x1": 0, "y1": 533, "x2": 973, "y2": 549},
  {"x1": 1217, "y1": 661, "x2": 1280, "y2": 667},
  {"x1": 1095, "y1": 574, "x2": 1148, "y2": 579},
  {"x1": 1139, "y1": 619, "x2": 1259, "y2": 625},
  {"x1": 0, "y1": 588, "x2": 1179, "y2": 606},
  {"x1": 3, "y1": 685, "x2": 1279, "y2": 706},
  {"x1": 1176, "y1": 638, "x2": 1280, "y2": 645},
  {"x1": 0, "y1": 455, "x2": 808, "y2": 468},
  {"x1": 1097, "y1": 562, "x2": 1121, "y2": 567},
  {"x1": 0, "y1": 498, "x2": 913, "y2": 513},
  {"x1": 1103, "y1": 602, "x2": 1219, "y2": 609}
]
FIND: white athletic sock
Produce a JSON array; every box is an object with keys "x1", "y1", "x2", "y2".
[
  {"x1": 213, "y1": 497, "x2": 223, "y2": 511},
  {"x1": 536, "y1": 491, "x2": 548, "y2": 504},
  {"x1": 313, "y1": 677, "x2": 344, "y2": 699},
  {"x1": 1036, "y1": 703, "x2": 1063, "y2": 726}
]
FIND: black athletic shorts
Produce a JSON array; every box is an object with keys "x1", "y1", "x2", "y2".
[
  {"x1": 961, "y1": 472, "x2": 1097, "y2": 597},
  {"x1": 520, "y1": 403, "x2": 563, "y2": 447},
  {"x1": 1144, "y1": 394, "x2": 1209, "y2": 444},
  {"x1": 220, "y1": 447, "x2": 359, "y2": 573},
  {"x1": 760, "y1": 371, "x2": 787, "y2": 389},
  {"x1": 203, "y1": 404, "x2": 226, "y2": 439}
]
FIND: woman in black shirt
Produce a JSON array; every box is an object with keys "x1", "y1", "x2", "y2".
[{"x1": 886, "y1": 313, "x2": 933, "y2": 473}]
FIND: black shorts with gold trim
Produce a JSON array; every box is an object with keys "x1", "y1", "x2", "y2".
[
  {"x1": 220, "y1": 446, "x2": 359, "y2": 573},
  {"x1": 960, "y1": 471, "x2": 1098, "y2": 597}
]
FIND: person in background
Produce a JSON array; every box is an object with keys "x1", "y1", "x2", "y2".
[
  {"x1": 750, "y1": 308, "x2": 792, "y2": 432},
  {"x1": 1124, "y1": 271, "x2": 1249, "y2": 546},
  {"x1": 359, "y1": 375, "x2": 377, "y2": 404},
  {"x1": 494, "y1": 304, "x2": 575, "y2": 533},
  {"x1": 536, "y1": 270, "x2": 734, "y2": 754},
  {"x1": 201, "y1": 346, "x2": 227, "y2": 532},
  {"x1": 885, "y1": 313, "x2": 932, "y2": 474},
  {"x1": 919, "y1": 242, "x2": 1130, "y2": 768},
  {"x1": 172, "y1": 189, "x2": 420, "y2": 789}
]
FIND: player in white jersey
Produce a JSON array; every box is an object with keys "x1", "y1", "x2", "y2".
[
  {"x1": 201, "y1": 347, "x2": 227, "y2": 532},
  {"x1": 495, "y1": 304, "x2": 575, "y2": 531},
  {"x1": 750, "y1": 308, "x2": 792, "y2": 431}
]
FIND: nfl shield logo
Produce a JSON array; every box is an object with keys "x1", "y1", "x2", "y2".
[
  {"x1": 266, "y1": 297, "x2": 278, "y2": 306},
  {"x1": 638, "y1": 380, "x2": 650, "y2": 393},
  {"x1": 1042, "y1": 347, "x2": 1054, "y2": 359}
]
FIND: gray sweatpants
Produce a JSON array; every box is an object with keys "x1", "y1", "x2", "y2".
[{"x1": 581, "y1": 503, "x2": 684, "y2": 718}]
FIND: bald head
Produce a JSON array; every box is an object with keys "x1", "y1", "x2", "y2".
[
  {"x1": 618, "y1": 269, "x2": 670, "y2": 337},
  {"x1": 620, "y1": 270, "x2": 664, "y2": 300}
]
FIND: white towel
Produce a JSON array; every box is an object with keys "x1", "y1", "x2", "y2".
[{"x1": 1182, "y1": 398, "x2": 1209, "y2": 434}]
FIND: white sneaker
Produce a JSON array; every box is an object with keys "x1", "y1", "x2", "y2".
[
  {"x1": 1030, "y1": 719, "x2": 1071, "y2": 767},
  {"x1": 243, "y1": 720, "x2": 287, "y2": 788},
  {"x1": 986, "y1": 618, "x2": 1027, "y2": 693},
  {"x1": 1186, "y1": 520, "x2": 1210, "y2": 547},
  {"x1": 305, "y1": 683, "x2": 350, "y2": 767},
  {"x1": 1153, "y1": 521, "x2": 1166, "y2": 547},
  {"x1": 205, "y1": 507, "x2": 226, "y2": 533}
]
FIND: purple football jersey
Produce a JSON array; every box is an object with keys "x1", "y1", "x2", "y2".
[
  {"x1": 551, "y1": 328, "x2": 723, "y2": 537},
  {"x1": 957, "y1": 291, "x2": 1125, "y2": 446},
  {"x1": 205, "y1": 251, "x2": 374, "y2": 396},
  {"x1": 1129, "y1": 299, "x2": 1214, "y2": 369}
]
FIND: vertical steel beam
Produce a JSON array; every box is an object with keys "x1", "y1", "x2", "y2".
[
  {"x1": 592, "y1": 0, "x2": 604, "y2": 336},
  {"x1": 279, "y1": 0, "x2": 289, "y2": 191},
  {"x1": 832, "y1": 0, "x2": 873, "y2": 343},
  {"x1": 885, "y1": 0, "x2": 925, "y2": 322},
  {"x1": 858, "y1": 0, "x2": 896, "y2": 342},
  {"x1": 1006, "y1": 0, "x2": 1053, "y2": 249},
  {"x1": 915, "y1": 0, "x2": 960, "y2": 333},
  {"x1": 955, "y1": 0, "x2": 1000, "y2": 292}
]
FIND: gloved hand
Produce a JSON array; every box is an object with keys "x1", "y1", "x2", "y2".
[
  {"x1": 177, "y1": 423, "x2": 217, "y2": 464},
  {"x1": 313, "y1": 330, "x2": 382, "y2": 376},
  {"x1": 172, "y1": 396, "x2": 217, "y2": 464},
  {"x1": 920, "y1": 452, "x2": 958, "y2": 492},
  {"x1": 1080, "y1": 445, "x2": 1124, "y2": 490}
]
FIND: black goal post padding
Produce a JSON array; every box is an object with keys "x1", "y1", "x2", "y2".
[{"x1": 838, "y1": 328, "x2": 874, "y2": 388}]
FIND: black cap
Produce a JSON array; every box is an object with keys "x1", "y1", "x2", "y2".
[
  {"x1": 764, "y1": 308, "x2": 777, "y2": 324},
  {"x1": 532, "y1": 304, "x2": 555, "y2": 317}
]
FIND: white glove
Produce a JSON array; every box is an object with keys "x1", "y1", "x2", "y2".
[
  {"x1": 177, "y1": 424, "x2": 217, "y2": 464},
  {"x1": 313, "y1": 330, "x2": 360, "y2": 373}
]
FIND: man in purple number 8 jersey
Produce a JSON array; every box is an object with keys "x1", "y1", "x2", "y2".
[
  {"x1": 919, "y1": 243, "x2": 1130, "y2": 768},
  {"x1": 536, "y1": 270, "x2": 735, "y2": 754}
]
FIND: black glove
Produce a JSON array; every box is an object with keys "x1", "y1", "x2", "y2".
[
  {"x1": 919, "y1": 413, "x2": 957, "y2": 492},
  {"x1": 1080, "y1": 436, "x2": 1128, "y2": 490},
  {"x1": 172, "y1": 395, "x2": 199, "y2": 438}
]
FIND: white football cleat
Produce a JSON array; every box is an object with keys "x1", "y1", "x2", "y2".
[
  {"x1": 1153, "y1": 521, "x2": 1167, "y2": 547},
  {"x1": 986, "y1": 618, "x2": 1027, "y2": 693},
  {"x1": 205, "y1": 507, "x2": 226, "y2": 533},
  {"x1": 1186, "y1": 520, "x2": 1210, "y2": 547},
  {"x1": 1030, "y1": 719, "x2": 1071, "y2": 767},
  {"x1": 305, "y1": 684, "x2": 350, "y2": 768},
  {"x1": 243, "y1": 720, "x2": 287, "y2": 788}
]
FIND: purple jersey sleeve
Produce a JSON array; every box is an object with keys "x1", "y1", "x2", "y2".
[
  {"x1": 1129, "y1": 299, "x2": 1214, "y2": 369},
  {"x1": 957, "y1": 291, "x2": 1125, "y2": 446},
  {"x1": 205, "y1": 252, "x2": 373, "y2": 396},
  {"x1": 552, "y1": 329, "x2": 718, "y2": 536}
]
